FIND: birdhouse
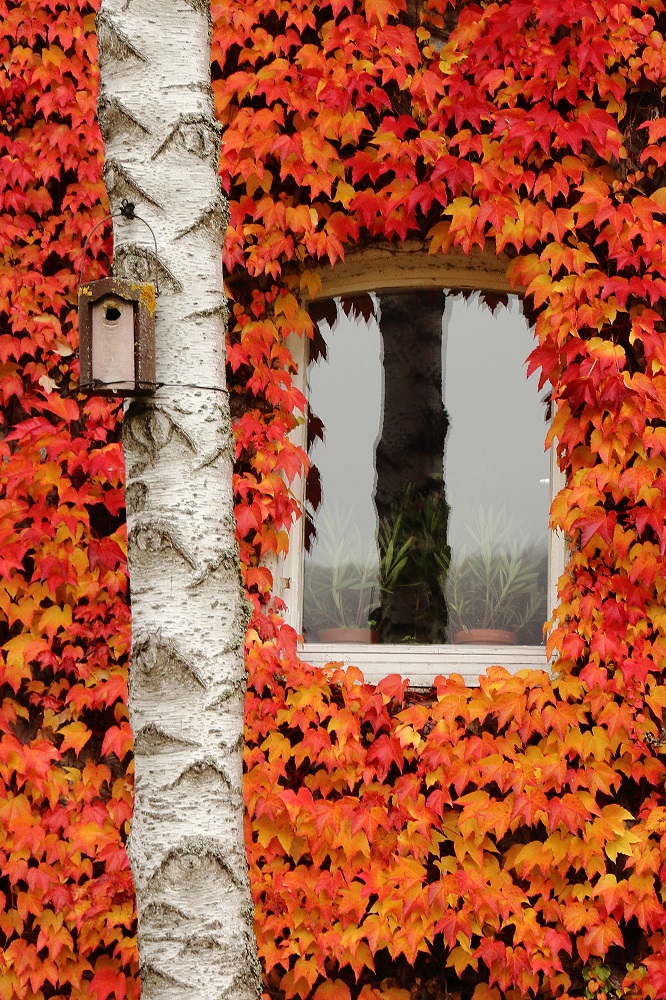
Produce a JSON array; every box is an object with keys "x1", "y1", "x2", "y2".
[{"x1": 78, "y1": 277, "x2": 156, "y2": 396}]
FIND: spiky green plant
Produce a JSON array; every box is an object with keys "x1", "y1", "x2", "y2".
[
  {"x1": 445, "y1": 505, "x2": 547, "y2": 640},
  {"x1": 374, "y1": 483, "x2": 451, "y2": 643},
  {"x1": 302, "y1": 504, "x2": 380, "y2": 635}
]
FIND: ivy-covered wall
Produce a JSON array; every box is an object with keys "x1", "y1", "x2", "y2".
[
  {"x1": 2, "y1": 1, "x2": 666, "y2": 999},
  {"x1": 0, "y1": 0, "x2": 137, "y2": 995}
]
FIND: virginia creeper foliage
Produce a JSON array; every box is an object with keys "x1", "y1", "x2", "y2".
[
  {"x1": 0, "y1": 0, "x2": 137, "y2": 996},
  {"x1": 2, "y1": 1, "x2": 666, "y2": 999},
  {"x1": 218, "y1": 1, "x2": 666, "y2": 998}
]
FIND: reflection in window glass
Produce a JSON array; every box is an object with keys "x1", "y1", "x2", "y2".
[{"x1": 303, "y1": 292, "x2": 550, "y2": 645}]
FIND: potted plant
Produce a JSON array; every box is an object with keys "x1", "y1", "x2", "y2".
[
  {"x1": 302, "y1": 505, "x2": 382, "y2": 642},
  {"x1": 302, "y1": 501, "x2": 417, "y2": 642},
  {"x1": 373, "y1": 483, "x2": 451, "y2": 644},
  {"x1": 303, "y1": 485, "x2": 454, "y2": 644},
  {"x1": 445, "y1": 506, "x2": 547, "y2": 644}
]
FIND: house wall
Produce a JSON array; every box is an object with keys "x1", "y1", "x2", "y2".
[
  {"x1": 219, "y1": 2, "x2": 666, "y2": 998},
  {"x1": 1, "y1": 1, "x2": 666, "y2": 999}
]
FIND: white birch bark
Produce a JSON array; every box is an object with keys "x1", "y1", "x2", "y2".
[{"x1": 96, "y1": 2, "x2": 261, "y2": 998}]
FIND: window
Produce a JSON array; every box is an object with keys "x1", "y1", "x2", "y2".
[{"x1": 277, "y1": 244, "x2": 565, "y2": 685}]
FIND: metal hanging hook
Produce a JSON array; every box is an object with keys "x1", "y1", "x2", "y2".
[{"x1": 79, "y1": 201, "x2": 160, "y2": 294}]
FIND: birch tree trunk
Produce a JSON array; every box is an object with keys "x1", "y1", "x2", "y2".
[{"x1": 96, "y1": 2, "x2": 261, "y2": 998}]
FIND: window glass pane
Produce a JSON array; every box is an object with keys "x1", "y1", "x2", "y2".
[
  {"x1": 442, "y1": 296, "x2": 549, "y2": 645},
  {"x1": 303, "y1": 303, "x2": 382, "y2": 642},
  {"x1": 303, "y1": 292, "x2": 549, "y2": 645}
]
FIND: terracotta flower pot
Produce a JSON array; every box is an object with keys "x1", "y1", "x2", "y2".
[
  {"x1": 453, "y1": 628, "x2": 517, "y2": 645},
  {"x1": 319, "y1": 628, "x2": 380, "y2": 644}
]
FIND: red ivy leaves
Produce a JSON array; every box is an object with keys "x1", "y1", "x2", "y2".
[
  {"x1": 0, "y1": 0, "x2": 136, "y2": 995},
  {"x1": 5, "y1": 1, "x2": 666, "y2": 1000},
  {"x1": 219, "y1": 1, "x2": 666, "y2": 998}
]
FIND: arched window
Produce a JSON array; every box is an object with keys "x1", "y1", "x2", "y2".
[{"x1": 278, "y1": 242, "x2": 565, "y2": 685}]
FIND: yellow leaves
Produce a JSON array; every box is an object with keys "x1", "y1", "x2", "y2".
[
  {"x1": 35, "y1": 909, "x2": 74, "y2": 962},
  {"x1": 41, "y1": 45, "x2": 65, "y2": 68},
  {"x1": 506, "y1": 252, "x2": 546, "y2": 290},
  {"x1": 457, "y1": 789, "x2": 507, "y2": 840},
  {"x1": 527, "y1": 272, "x2": 557, "y2": 309},
  {"x1": 649, "y1": 186, "x2": 666, "y2": 211},
  {"x1": 245, "y1": 172, "x2": 273, "y2": 198},
  {"x1": 447, "y1": 940, "x2": 478, "y2": 977},
  {"x1": 496, "y1": 202, "x2": 542, "y2": 253},
  {"x1": 591, "y1": 873, "x2": 628, "y2": 915},
  {"x1": 506, "y1": 839, "x2": 552, "y2": 877},
  {"x1": 587, "y1": 336, "x2": 626, "y2": 369},
  {"x1": 37, "y1": 603, "x2": 72, "y2": 639},
  {"x1": 646, "y1": 683, "x2": 666, "y2": 719},
  {"x1": 17, "y1": 0, "x2": 666, "y2": 996},
  {"x1": 313, "y1": 979, "x2": 351, "y2": 1000},
  {"x1": 299, "y1": 269, "x2": 322, "y2": 300},
  {"x1": 285, "y1": 959, "x2": 320, "y2": 998},
  {"x1": 339, "y1": 110, "x2": 371, "y2": 146},
  {"x1": 334, "y1": 180, "x2": 356, "y2": 209},
  {"x1": 647, "y1": 602, "x2": 666, "y2": 636},
  {"x1": 362, "y1": 988, "x2": 410, "y2": 1000},
  {"x1": 562, "y1": 898, "x2": 597, "y2": 933},
  {"x1": 541, "y1": 241, "x2": 599, "y2": 276},
  {"x1": 600, "y1": 804, "x2": 635, "y2": 838},
  {"x1": 442, "y1": 198, "x2": 482, "y2": 251},
  {"x1": 0, "y1": 967, "x2": 19, "y2": 1000},
  {"x1": 273, "y1": 290, "x2": 314, "y2": 337},
  {"x1": 285, "y1": 204, "x2": 319, "y2": 236},
  {"x1": 564, "y1": 725, "x2": 611, "y2": 764},
  {"x1": 594, "y1": 804, "x2": 641, "y2": 862},
  {"x1": 2, "y1": 635, "x2": 48, "y2": 693},
  {"x1": 58, "y1": 721, "x2": 92, "y2": 756},
  {"x1": 1, "y1": 586, "x2": 42, "y2": 630},
  {"x1": 263, "y1": 731, "x2": 292, "y2": 764}
]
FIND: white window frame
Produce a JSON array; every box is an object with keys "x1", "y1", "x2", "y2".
[{"x1": 275, "y1": 241, "x2": 567, "y2": 685}]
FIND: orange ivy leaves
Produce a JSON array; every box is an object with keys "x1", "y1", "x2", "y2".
[
  {"x1": 228, "y1": 280, "x2": 310, "y2": 589},
  {"x1": 5, "y1": 0, "x2": 666, "y2": 999},
  {"x1": 219, "y1": 0, "x2": 666, "y2": 998},
  {"x1": 0, "y1": 0, "x2": 136, "y2": 995},
  {"x1": 214, "y1": 0, "x2": 449, "y2": 260},
  {"x1": 245, "y1": 647, "x2": 666, "y2": 1000}
]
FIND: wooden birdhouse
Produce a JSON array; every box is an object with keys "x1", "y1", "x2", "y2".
[{"x1": 78, "y1": 277, "x2": 156, "y2": 396}]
